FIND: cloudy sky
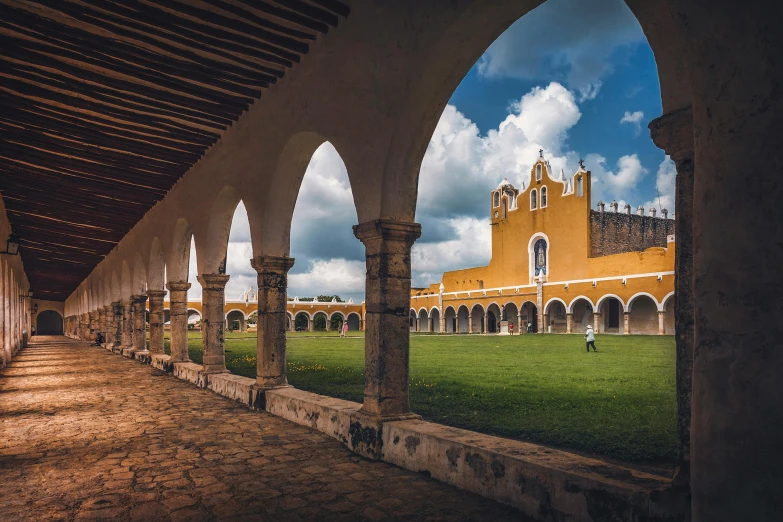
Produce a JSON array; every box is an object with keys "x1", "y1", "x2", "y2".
[{"x1": 187, "y1": 0, "x2": 674, "y2": 302}]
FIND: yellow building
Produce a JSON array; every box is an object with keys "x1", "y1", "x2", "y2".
[{"x1": 410, "y1": 154, "x2": 675, "y2": 335}]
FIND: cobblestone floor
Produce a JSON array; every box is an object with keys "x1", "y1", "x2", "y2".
[{"x1": 0, "y1": 337, "x2": 525, "y2": 521}]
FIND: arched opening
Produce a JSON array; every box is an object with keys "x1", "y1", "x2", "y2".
[
  {"x1": 226, "y1": 310, "x2": 246, "y2": 333},
  {"x1": 346, "y1": 313, "x2": 361, "y2": 331},
  {"x1": 504, "y1": 302, "x2": 519, "y2": 333},
  {"x1": 470, "y1": 304, "x2": 485, "y2": 333},
  {"x1": 294, "y1": 312, "x2": 310, "y2": 332},
  {"x1": 313, "y1": 311, "x2": 328, "y2": 331},
  {"x1": 628, "y1": 294, "x2": 659, "y2": 335},
  {"x1": 521, "y1": 302, "x2": 538, "y2": 333},
  {"x1": 597, "y1": 296, "x2": 623, "y2": 334},
  {"x1": 530, "y1": 188, "x2": 538, "y2": 210},
  {"x1": 457, "y1": 305, "x2": 470, "y2": 333},
  {"x1": 545, "y1": 299, "x2": 567, "y2": 333},
  {"x1": 662, "y1": 293, "x2": 675, "y2": 334},
  {"x1": 409, "y1": 309, "x2": 417, "y2": 332},
  {"x1": 444, "y1": 306, "x2": 457, "y2": 333},
  {"x1": 417, "y1": 309, "x2": 430, "y2": 332},
  {"x1": 569, "y1": 297, "x2": 595, "y2": 333},
  {"x1": 430, "y1": 308, "x2": 441, "y2": 332},
  {"x1": 541, "y1": 186, "x2": 547, "y2": 208},
  {"x1": 486, "y1": 303, "x2": 501, "y2": 333},
  {"x1": 36, "y1": 310, "x2": 63, "y2": 335},
  {"x1": 248, "y1": 311, "x2": 258, "y2": 331},
  {"x1": 187, "y1": 309, "x2": 201, "y2": 330},
  {"x1": 163, "y1": 309, "x2": 171, "y2": 326},
  {"x1": 329, "y1": 312, "x2": 345, "y2": 331}
]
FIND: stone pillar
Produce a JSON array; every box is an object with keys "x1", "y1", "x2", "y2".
[
  {"x1": 536, "y1": 281, "x2": 544, "y2": 333},
  {"x1": 542, "y1": 313, "x2": 549, "y2": 333},
  {"x1": 121, "y1": 300, "x2": 133, "y2": 350},
  {"x1": 650, "y1": 106, "x2": 694, "y2": 489},
  {"x1": 483, "y1": 313, "x2": 489, "y2": 333},
  {"x1": 308, "y1": 317, "x2": 313, "y2": 332},
  {"x1": 623, "y1": 312, "x2": 630, "y2": 335},
  {"x1": 167, "y1": 282, "x2": 191, "y2": 362},
  {"x1": 658, "y1": 311, "x2": 666, "y2": 335},
  {"x1": 147, "y1": 290, "x2": 167, "y2": 354},
  {"x1": 131, "y1": 294, "x2": 148, "y2": 353},
  {"x1": 251, "y1": 256, "x2": 295, "y2": 392},
  {"x1": 102, "y1": 306, "x2": 111, "y2": 342},
  {"x1": 415, "y1": 317, "x2": 421, "y2": 332},
  {"x1": 517, "y1": 313, "x2": 523, "y2": 334},
  {"x1": 353, "y1": 219, "x2": 421, "y2": 420},
  {"x1": 566, "y1": 313, "x2": 573, "y2": 334},
  {"x1": 197, "y1": 274, "x2": 230, "y2": 374},
  {"x1": 439, "y1": 314, "x2": 446, "y2": 333},
  {"x1": 467, "y1": 314, "x2": 473, "y2": 333},
  {"x1": 593, "y1": 312, "x2": 601, "y2": 333},
  {"x1": 111, "y1": 301, "x2": 122, "y2": 349}
]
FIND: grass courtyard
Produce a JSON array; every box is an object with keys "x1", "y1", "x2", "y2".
[{"x1": 163, "y1": 331, "x2": 676, "y2": 466}]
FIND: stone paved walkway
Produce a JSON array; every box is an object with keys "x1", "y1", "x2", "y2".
[{"x1": 0, "y1": 337, "x2": 524, "y2": 521}]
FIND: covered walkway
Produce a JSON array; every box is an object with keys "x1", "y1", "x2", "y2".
[{"x1": 0, "y1": 336, "x2": 520, "y2": 521}]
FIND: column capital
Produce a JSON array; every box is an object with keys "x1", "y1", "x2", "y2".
[
  {"x1": 197, "y1": 274, "x2": 230, "y2": 289},
  {"x1": 250, "y1": 255, "x2": 295, "y2": 274},
  {"x1": 353, "y1": 219, "x2": 421, "y2": 248},
  {"x1": 130, "y1": 294, "x2": 148, "y2": 305},
  {"x1": 166, "y1": 281, "x2": 191, "y2": 292},
  {"x1": 147, "y1": 289, "x2": 167, "y2": 299},
  {"x1": 648, "y1": 106, "x2": 693, "y2": 162}
]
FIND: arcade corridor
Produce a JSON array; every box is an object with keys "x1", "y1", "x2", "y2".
[{"x1": 0, "y1": 336, "x2": 521, "y2": 521}]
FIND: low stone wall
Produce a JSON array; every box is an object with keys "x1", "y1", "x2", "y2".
[{"x1": 110, "y1": 345, "x2": 685, "y2": 521}]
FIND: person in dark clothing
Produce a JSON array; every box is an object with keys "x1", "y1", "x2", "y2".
[{"x1": 94, "y1": 332, "x2": 105, "y2": 346}]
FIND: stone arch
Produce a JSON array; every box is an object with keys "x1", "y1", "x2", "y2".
[
  {"x1": 225, "y1": 309, "x2": 247, "y2": 332},
  {"x1": 661, "y1": 291, "x2": 675, "y2": 334},
  {"x1": 544, "y1": 297, "x2": 568, "y2": 333},
  {"x1": 596, "y1": 294, "x2": 625, "y2": 334},
  {"x1": 486, "y1": 302, "x2": 501, "y2": 333},
  {"x1": 197, "y1": 186, "x2": 243, "y2": 275},
  {"x1": 456, "y1": 304, "x2": 470, "y2": 333},
  {"x1": 148, "y1": 236, "x2": 166, "y2": 291},
  {"x1": 627, "y1": 292, "x2": 661, "y2": 312},
  {"x1": 470, "y1": 303, "x2": 485, "y2": 333},
  {"x1": 120, "y1": 261, "x2": 132, "y2": 301},
  {"x1": 430, "y1": 307, "x2": 441, "y2": 332},
  {"x1": 417, "y1": 308, "x2": 430, "y2": 332},
  {"x1": 36, "y1": 310, "x2": 63, "y2": 335},
  {"x1": 627, "y1": 293, "x2": 659, "y2": 335},
  {"x1": 409, "y1": 308, "x2": 417, "y2": 332},
  {"x1": 660, "y1": 291, "x2": 675, "y2": 312},
  {"x1": 286, "y1": 310, "x2": 294, "y2": 331},
  {"x1": 312, "y1": 311, "x2": 329, "y2": 331},
  {"x1": 294, "y1": 310, "x2": 311, "y2": 331},
  {"x1": 328, "y1": 311, "x2": 346, "y2": 331},
  {"x1": 569, "y1": 296, "x2": 595, "y2": 332},
  {"x1": 519, "y1": 300, "x2": 539, "y2": 333},
  {"x1": 131, "y1": 252, "x2": 146, "y2": 296},
  {"x1": 444, "y1": 305, "x2": 457, "y2": 333},
  {"x1": 168, "y1": 218, "x2": 193, "y2": 283},
  {"x1": 111, "y1": 272, "x2": 121, "y2": 303},
  {"x1": 346, "y1": 312, "x2": 361, "y2": 331},
  {"x1": 503, "y1": 302, "x2": 519, "y2": 332}
]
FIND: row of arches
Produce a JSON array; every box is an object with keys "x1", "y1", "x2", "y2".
[{"x1": 410, "y1": 292, "x2": 675, "y2": 335}]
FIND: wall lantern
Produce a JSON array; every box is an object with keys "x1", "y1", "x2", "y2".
[
  {"x1": 33, "y1": 303, "x2": 38, "y2": 313},
  {"x1": 20, "y1": 287, "x2": 33, "y2": 298},
  {"x1": 1, "y1": 233, "x2": 20, "y2": 256}
]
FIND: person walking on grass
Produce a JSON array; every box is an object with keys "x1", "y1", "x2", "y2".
[{"x1": 585, "y1": 325, "x2": 597, "y2": 352}]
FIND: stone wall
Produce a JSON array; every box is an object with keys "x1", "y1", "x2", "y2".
[{"x1": 590, "y1": 211, "x2": 675, "y2": 257}]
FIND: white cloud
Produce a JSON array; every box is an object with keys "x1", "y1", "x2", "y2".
[
  {"x1": 643, "y1": 156, "x2": 676, "y2": 216},
  {"x1": 620, "y1": 110, "x2": 644, "y2": 134},
  {"x1": 288, "y1": 259, "x2": 366, "y2": 298},
  {"x1": 477, "y1": 0, "x2": 644, "y2": 100},
  {"x1": 587, "y1": 153, "x2": 648, "y2": 203}
]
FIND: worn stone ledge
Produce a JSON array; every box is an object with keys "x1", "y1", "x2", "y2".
[
  {"x1": 133, "y1": 350, "x2": 150, "y2": 364},
  {"x1": 150, "y1": 353, "x2": 172, "y2": 372},
  {"x1": 263, "y1": 388, "x2": 683, "y2": 521},
  {"x1": 172, "y1": 362, "x2": 206, "y2": 388},
  {"x1": 121, "y1": 347, "x2": 135, "y2": 358},
  {"x1": 207, "y1": 373, "x2": 255, "y2": 407}
]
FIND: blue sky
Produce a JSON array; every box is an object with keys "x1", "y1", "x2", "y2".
[{"x1": 188, "y1": 0, "x2": 674, "y2": 302}]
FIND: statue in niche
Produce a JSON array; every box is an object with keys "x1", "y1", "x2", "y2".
[{"x1": 534, "y1": 239, "x2": 547, "y2": 276}]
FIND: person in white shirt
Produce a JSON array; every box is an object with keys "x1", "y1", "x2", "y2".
[{"x1": 585, "y1": 325, "x2": 597, "y2": 352}]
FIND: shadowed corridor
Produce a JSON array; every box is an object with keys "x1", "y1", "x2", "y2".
[{"x1": 0, "y1": 336, "x2": 523, "y2": 521}]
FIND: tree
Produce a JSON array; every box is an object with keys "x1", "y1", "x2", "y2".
[{"x1": 317, "y1": 295, "x2": 343, "y2": 302}]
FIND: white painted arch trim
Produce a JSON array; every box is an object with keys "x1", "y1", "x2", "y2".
[
  {"x1": 186, "y1": 308, "x2": 202, "y2": 315},
  {"x1": 544, "y1": 297, "x2": 568, "y2": 315},
  {"x1": 595, "y1": 294, "x2": 627, "y2": 313},
  {"x1": 417, "y1": 307, "x2": 430, "y2": 317},
  {"x1": 443, "y1": 305, "x2": 457, "y2": 315},
  {"x1": 660, "y1": 291, "x2": 675, "y2": 312},
  {"x1": 626, "y1": 292, "x2": 660, "y2": 312},
  {"x1": 293, "y1": 310, "x2": 313, "y2": 321},
  {"x1": 469, "y1": 303, "x2": 485, "y2": 315},
  {"x1": 527, "y1": 232, "x2": 550, "y2": 284},
  {"x1": 224, "y1": 308, "x2": 248, "y2": 320},
  {"x1": 346, "y1": 312, "x2": 362, "y2": 320},
  {"x1": 567, "y1": 295, "x2": 596, "y2": 314},
  {"x1": 429, "y1": 306, "x2": 441, "y2": 316},
  {"x1": 328, "y1": 311, "x2": 346, "y2": 321}
]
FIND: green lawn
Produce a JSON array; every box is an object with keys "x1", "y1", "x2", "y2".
[{"x1": 163, "y1": 331, "x2": 676, "y2": 465}]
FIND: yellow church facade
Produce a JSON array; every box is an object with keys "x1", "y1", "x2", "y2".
[{"x1": 409, "y1": 155, "x2": 676, "y2": 335}]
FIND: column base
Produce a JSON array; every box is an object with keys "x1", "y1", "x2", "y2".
[
  {"x1": 349, "y1": 410, "x2": 422, "y2": 460},
  {"x1": 251, "y1": 384, "x2": 292, "y2": 410}
]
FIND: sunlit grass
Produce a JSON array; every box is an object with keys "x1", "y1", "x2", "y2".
[{"x1": 164, "y1": 331, "x2": 676, "y2": 465}]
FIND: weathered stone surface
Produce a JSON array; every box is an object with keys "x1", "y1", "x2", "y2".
[
  {"x1": 166, "y1": 281, "x2": 191, "y2": 363},
  {"x1": 207, "y1": 372, "x2": 255, "y2": 406},
  {"x1": 197, "y1": 274, "x2": 230, "y2": 375},
  {"x1": 0, "y1": 337, "x2": 523, "y2": 521},
  {"x1": 147, "y1": 289, "x2": 167, "y2": 355}
]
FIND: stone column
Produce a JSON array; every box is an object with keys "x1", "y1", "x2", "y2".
[
  {"x1": 623, "y1": 312, "x2": 630, "y2": 335},
  {"x1": 536, "y1": 281, "x2": 544, "y2": 333},
  {"x1": 197, "y1": 274, "x2": 230, "y2": 374},
  {"x1": 650, "y1": 106, "x2": 694, "y2": 489},
  {"x1": 121, "y1": 300, "x2": 133, "y2": 350},
  {"x1": 251, "y1": 256, "x2": 295, "y2": 392},
  {"x1": 415, "y1": 317, "x2": 421, "y2": 332},
  {"x1": 593, "y1": 312, "x2": 601, "y2": 333},
  {"x1": 353, "y1": 219, "x2": 421, "y2": 420},
  {"x1": 467, "y1": 314, "x2": 473, "y2": 333},
  {"x1": 658, "y1": 311, "x2": 666, "y2": 335},
  {"x1": 542, "y1": 313, "x2": 549, "y2": 333},
  {"x1": 131, "y1": 294, "x2": 148, "y2": 353},
  {"x1": 566, "y1": 313, "x2": 573, "y2": 333},
  {"x1": 147, "y1": 290, "x2": 167, "y2": 354},
  {"x1": 102, "y1": 306, "x2": 112, "y2": 342},
  {"x1": 308, "y1": 317, "x2": 313, "y2": 332},
  {"x1": 439, "y1": 313, "x2": 446, "y2": 334},
  {"x1": 167, "y1": 282, "x2": 191, "y2": 362},
  {"x1": 111, "y1": 301, "x2": 122, "y2": 349},
  {"x1": 483, "y1": 313, "x2": 489, "y2": 333}
]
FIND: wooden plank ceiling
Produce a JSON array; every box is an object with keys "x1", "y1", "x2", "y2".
[{"x1": 0, "y1": 0, "x2": 349, "y2": 301}]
